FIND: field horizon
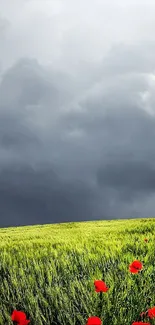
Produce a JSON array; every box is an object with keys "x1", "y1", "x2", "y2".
[{"x1": 0, "y1": 215, "x2": 151, "y2": 230}]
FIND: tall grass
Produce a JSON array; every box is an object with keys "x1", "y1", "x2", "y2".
[{"x1": 0, "y1": 218, "x2": 155, "y2": 325}]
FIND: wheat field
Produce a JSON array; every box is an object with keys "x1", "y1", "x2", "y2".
[{"x1": 1, "y1": 218, "x2": 155, "y2": 325}]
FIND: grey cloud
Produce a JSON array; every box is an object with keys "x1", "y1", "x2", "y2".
[
  {"x1": 0, "y1": 58, "x2": 60, "y2": 108},
  {"x1": 1, "y1": 52, "x2": 155, "y2": 225},
  {"x1": 1, "y1": 1, "x2": 155, "y2": 72},
  {"x1": 0, "y1": 58, "x2": 103, "y2": 226},
  {"x1": 0, "y1": 163, "x2": 97, "y2": 227},
  {"x1": 0, "y1": 52, "x2": 155, "y2": 226},
  {"x1": 97, "y1": 160, "x2": 155, "y2": 196},
  {"x1": 59, "y1": 62, "x2": 155, "y2": 212},
  {"x1": 1, "y1": 1, "x2": 155, "y2": 226},
  {"x1": 101, "y1": 42, "x2": 155, "y2": 76}
]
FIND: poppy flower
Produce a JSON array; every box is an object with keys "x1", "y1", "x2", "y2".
[
  {"x1": 147, "y1": 307, "x2": 155, "y2": 319},
  {"x1": 11, "y1": 310, "x2": 30, "y2": 325},
  {"x1": 144, "y1": 238, "x2": 148, "y2": 243},
  {"x1": 94, "y1": 280, "x2": 109, "y2": 293},
  {"x1": 132, "y1": 322, "x2": 150, "y2": 325},
  {"x1": 129, "y1": 260, "x2": 143, "y2": 274},
  {"x1": 86, "y1": 316, "x2": 102, "y2": 325}
]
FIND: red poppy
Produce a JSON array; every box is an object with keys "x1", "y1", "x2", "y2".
[
  {"x1": 11, "y1": 310, "x2": 30, "y2": 325},
  {"x1": 86, "y1": 316, "x2": 102, "y2": 325},
  {"x1": 94, "y1": 280, "x2": 109, "y2": 293},
  {"x1": 148, "y1": 307, "x2": 155, "y2": 319},
  {"x1": 144, "y1": 238, "x2": 148, "y2": 243},
  {"x1": 132, "y1": 322, "x2": 150, "y2": 325},
  {"x1": 129, "y1": 260, "x2": 143, "y2": 273}
]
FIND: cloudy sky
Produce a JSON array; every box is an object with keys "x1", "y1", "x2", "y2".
[{"x1": 1, "y1": 0, "x2": 155, "y2": 227}]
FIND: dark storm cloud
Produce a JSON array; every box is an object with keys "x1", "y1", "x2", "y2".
[
  {"x1": 97, "y1": 160, "x2": 155, "y2": 197},
  {"x1": 0, "y1": 58, "x2": 102, "y2": 226},
  {"x1": 0, "y1": 54, "x2": 155, "y2": 226},
  {"x1": 1, "y1": 1, "x2": 155, "y2": 226},
  {"x1": 0, "y1": 163, "x2": 97, "y2": 227}
]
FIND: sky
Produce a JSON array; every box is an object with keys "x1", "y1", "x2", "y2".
[{"x1": 1, "y1": 0, "x2": 155, "y2": 227}]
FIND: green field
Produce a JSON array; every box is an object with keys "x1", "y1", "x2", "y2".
[{"x1": 1, "y1": 218, "x2": 155, "y2": 325}]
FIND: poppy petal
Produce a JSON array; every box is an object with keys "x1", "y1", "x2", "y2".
[
  {"x1": 11, "y1": 310, "x2": 29, "y2": 324},
  {"x1": 94, "y1": 280, "x2": 109, "y2": 293},
  {"x1": 86, "y1": 316, "x2": 102, "y2": 325},
  {"x1": 129, "y1": 260, "x2": 143, "y2": 273},
  {"x1": 148, "y1": 307, "x2": 155, "y2": 319}
]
